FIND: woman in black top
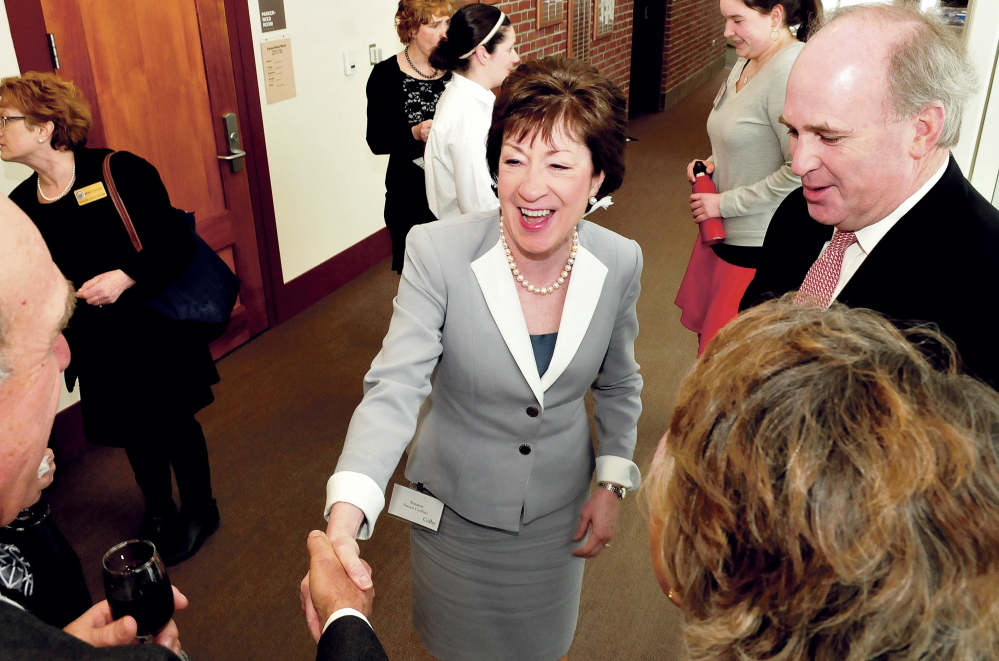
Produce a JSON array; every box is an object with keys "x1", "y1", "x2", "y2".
[
  {"x1": 0, "y1": 72, "x2": 219, "y2": 566},
  {"x1": 367, "y1": 0, "x2": 453, "y2": 273}
]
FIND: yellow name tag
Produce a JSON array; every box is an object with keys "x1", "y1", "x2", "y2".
[{"x1": 74, "y1": 182, "x2": 107, "y2": 206}]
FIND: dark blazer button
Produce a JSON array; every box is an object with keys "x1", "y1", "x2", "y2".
[
  {"x1": 519, "y1": 444, "x2": 532, "y2": 455},
  {"x1": 526, "y1": 406, "x2": 540, "y2": 417}
]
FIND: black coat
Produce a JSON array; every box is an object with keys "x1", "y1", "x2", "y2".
[
  {"x1": 365, "y1": 56, "x2": 449, "y2": 271},
  {"x1": 742, "y1": 156, "x2": 999, "y2": 387},
  {"x1": 10, "y1": 148, "x2": 219, "y2": 446},
  {"x1": 0, "y1": 600, "x2": 388, "y2": 660}
]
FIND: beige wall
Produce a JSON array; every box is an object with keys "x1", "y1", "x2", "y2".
[{"x1": 246, "y1": 1, "x2": 402, "y2": 282}]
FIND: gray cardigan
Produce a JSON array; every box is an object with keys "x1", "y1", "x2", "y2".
[{"x1": 705, "y1": 41, "x2": 803, "y2": 246}]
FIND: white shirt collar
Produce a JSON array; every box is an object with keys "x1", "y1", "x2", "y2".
[
  {"x1": 852, "y1": 156, "x2": 949, "y2": 254},
  {"x1": 449, "y1": 72, "x2": 496, "y2": 107}
]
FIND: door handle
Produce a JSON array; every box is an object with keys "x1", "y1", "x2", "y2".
[{"x1": 217, "y1": 112, "x2": 246, "y2": 172}]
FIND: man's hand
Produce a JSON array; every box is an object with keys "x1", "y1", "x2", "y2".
[
  {"x1": 76, "y1": 269, "x2": 136, "y2": 306},
  {"x1": 301, "y1": 530, "x2": 375, "y2": 642},
  {"x1": 63, "y1": 586, "x2": 188, "y2": 654}
]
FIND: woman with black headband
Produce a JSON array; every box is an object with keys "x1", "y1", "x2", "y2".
[{"x1": 424, "y1": 3, "x2": 520, "y2": 219}]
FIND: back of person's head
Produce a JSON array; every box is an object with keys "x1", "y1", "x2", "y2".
[
  {"x1": 647, "y1": 298, "x2": 999, "y2": 661},
  {"x1": 486, "y1": 57, "x2": 627, "y2": 200},
  {"x1": 741, "y1": 0, "x2": 823, "y2": 41},
  {"x1": 0, "y1": 71, "x2": 92, "y2": 151},
  {"x1": 821, "y1": 3, "x2": 975, "y2": 147},
  {"x1": 394, "y1": 0, "x2": 453, "y2": 44},
  {"x1": 429, "y1": 3, "x2": 509, "y2": 72}
]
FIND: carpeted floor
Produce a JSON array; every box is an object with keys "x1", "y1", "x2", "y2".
[{"x1": 44, "y1": 66, "x2": 729, "y2": 660}]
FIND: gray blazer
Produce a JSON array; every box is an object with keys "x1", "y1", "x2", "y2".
[{"x1": 330, "y1": 211, "x2": 643, "y2": 536}]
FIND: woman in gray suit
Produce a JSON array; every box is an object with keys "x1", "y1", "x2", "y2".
[{"x1": 320, "y1": 57, "x2": 642, "y2": 661}]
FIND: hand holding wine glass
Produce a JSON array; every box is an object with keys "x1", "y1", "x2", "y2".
[{"x1": 93, "y1": 539, "x2": 189, "y2": 655}]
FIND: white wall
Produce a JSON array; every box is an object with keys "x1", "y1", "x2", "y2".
[
  {"x1": 0, "y1": 9, "x2": 33, "y2": 194},
  {"x1": 246, "y1": 1, "x2": 403, "y2": 282}
]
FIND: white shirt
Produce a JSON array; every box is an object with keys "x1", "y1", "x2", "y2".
[
  {"x1": 825, "y1": 158, "x2": 949, "y2": 302},
  {"x1": 425, "y1": 73, "x2": 499, "y2": 220}
]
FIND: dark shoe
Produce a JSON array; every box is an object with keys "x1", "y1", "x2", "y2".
[
  {"x1": 161, "y1": 500, "x2": 219, "y2": 566},
  {"x1": 139, "y1": 505, "x2": 178, "y2": 550}
]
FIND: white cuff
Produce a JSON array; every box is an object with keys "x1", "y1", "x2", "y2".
[
  {"x1": 322, "y1": 608, "x2": 371, "y2": 634},
  {"x1": 596, "y1": 455, "x2": 642, "y2": 491},
  {"x1": 325, "y1": 471, "x2": 385, "y2": 540}
]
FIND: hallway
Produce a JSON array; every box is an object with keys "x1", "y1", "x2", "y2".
[{"x1": 44, "y1": 66, "x2": 730, "y2": 660}]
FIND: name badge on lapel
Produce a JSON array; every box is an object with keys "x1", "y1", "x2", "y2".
[
  {"x1": 387, "y1": 483, "x2": 443, "y2": 533},
  {"x1": 74, "y1": 182, "x2": 108, "y2": 206}
]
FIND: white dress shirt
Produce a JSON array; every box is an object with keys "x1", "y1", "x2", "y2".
[
  {"x1": 424, "y1": 73, "x2": 499, "y2": 219},
  {"x1": 823, "y1": 158, "x2": 949, "y2": 303}
]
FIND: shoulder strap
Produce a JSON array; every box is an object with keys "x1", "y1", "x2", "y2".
[{"x1": 102, "y1": 151, "x2": 143, "y2": 252}]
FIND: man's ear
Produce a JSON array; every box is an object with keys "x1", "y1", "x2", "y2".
[{"x1": 910, "y1": 101, "x2": 945, "y2": 158}]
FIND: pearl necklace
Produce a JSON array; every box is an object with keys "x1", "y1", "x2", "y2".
[
  {"x1": 37, "y1": 161, "x2": 76, "y2": 202},
  {"x1": 500, "y1": 221, "x2": 578, "y2": 295},
  {"x1": 405, "y1": 44, "x2": 438, "y2": 79}
]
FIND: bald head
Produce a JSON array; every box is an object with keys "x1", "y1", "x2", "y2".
[
  {"x1": 804, "y1": 3, "x2": 975, "y2": 147},
  {"x1": 0, "y1": 196, "x2": 74, "y2": 526}
]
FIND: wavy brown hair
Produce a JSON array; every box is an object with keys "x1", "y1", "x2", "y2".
[
  {"x1": 486, "y1": 57, "x2": 627, "y2": 200},
  {"x1": 647, "y1": 298, "x2": 999, "y2": 661},
  {"x1": 0, "y1": 72, "x2": 92, "y2": 151},
  {"x1": 395, "y1": 0, "x2": 454, "y2": 44}
]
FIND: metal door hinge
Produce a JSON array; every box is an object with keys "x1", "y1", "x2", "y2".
[{"x1": 47, "y1": 33, "x2": 60, "y2": 69}]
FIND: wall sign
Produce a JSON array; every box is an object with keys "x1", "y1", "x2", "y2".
[
  {"x1": 594, "y1": 0, "x2": 615, "y2": 40},
  {"x1": 260, "y1": 0, "x2": 287, "y2": 33},
  {"x1": 537, "y1": 0, "x2": 567, "y2": 29}
]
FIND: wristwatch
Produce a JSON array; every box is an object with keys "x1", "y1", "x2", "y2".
[{"x1": 597, "y1": 481, "x2": 627, "y2": 500}]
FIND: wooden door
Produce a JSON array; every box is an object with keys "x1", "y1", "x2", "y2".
[{"x1": 35, "y1": 0, "x2": 268, "y2": 357}]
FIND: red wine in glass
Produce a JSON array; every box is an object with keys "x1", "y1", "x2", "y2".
[{"x1": 102, "y1": 539, "x2": 174, "y2": 639}]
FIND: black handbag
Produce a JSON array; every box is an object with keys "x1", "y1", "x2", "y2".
[{"x1": 103, "y1": 152, "x2": 240, "y2": 341}]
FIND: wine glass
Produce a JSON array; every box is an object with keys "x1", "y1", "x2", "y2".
[{"x1": 102, "y1": 539, "x2": 174, "y2": 640}]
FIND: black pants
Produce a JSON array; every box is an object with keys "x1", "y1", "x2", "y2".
[{"x1": 125, "y1": 414, "x2": 213, "y2": 515}]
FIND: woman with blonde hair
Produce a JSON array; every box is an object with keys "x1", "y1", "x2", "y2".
[{"x1": 648, "y1": 299, "x2": 999, "y2": 660}]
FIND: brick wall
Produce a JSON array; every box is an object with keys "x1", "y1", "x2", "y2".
[
  {"x1": 488, "y1": 1, "x2": 635, "y2": 98},
  {"x1": 661, "y1": 0, "x2": 726, "y2": 108}
]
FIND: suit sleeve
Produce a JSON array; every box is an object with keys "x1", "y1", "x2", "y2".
[
  {"x1": 328, "y1": 224, "x2": 447, "y2": 537},
  {"x1": 316, "y1": 615, "x2": 389, "y2": 661},
  {"x1": 591, "y1": 239, "x2": 643, "y2": 489},
  {"x1": 109, "y1": 151, "x2": 195, "y2": 297},
  {"x1": 365, "y1": 59, "x2": 420, "y2": 156}
]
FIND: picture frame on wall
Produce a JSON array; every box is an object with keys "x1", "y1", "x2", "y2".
[
  {"x1": 593, "y1": 0, "x2": 615, "y2": 40},
  {"x1": 537, "y1": 0, "x2": 567, "y2": 29}
]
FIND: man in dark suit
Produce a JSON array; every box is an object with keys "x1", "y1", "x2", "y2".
[
  {"x1": 0, "y1": 195, "x2": 387, "y2": 660},
  {"x1": 741, "y1": 4, "x2": 999, "y2": 387}
]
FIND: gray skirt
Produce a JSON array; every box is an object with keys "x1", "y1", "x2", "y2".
[{"x1": 410, "y1": 488, "x2": 588, "y2": 661}]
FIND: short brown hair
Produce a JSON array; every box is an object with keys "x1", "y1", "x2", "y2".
[
  {"x1": 395, "y1": 0, "x2": 454, "y2": 44},
  {"x1": 0, "y1": 72, "x2": 92, "y2": 151},
  {"x1": 648, "y1": 298, "x2": 999, "y2": 660},
  {"x1": 487, "y1": 57, "x2": 627, "y2": 200}
]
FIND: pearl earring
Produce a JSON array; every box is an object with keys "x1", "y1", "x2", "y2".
[{"x1": 588, "y1": 196, "x2": 598, "y2": 206}]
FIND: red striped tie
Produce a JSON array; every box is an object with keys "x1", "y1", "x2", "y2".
[{"x1": 794, "y1": 230, "x2": 857, "y2": 307}]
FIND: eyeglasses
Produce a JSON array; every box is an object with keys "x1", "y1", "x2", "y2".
[{"x1": 0, "y1": 116, "x2": 26, "y2": 130}]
